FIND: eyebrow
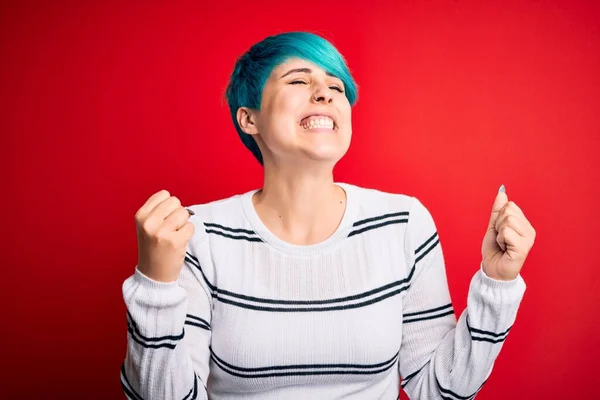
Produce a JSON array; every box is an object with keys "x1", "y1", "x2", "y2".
[{"x1": 279, "y1": 68, "x2": 338, "y2": 79}]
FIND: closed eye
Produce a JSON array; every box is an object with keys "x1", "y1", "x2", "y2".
[{"x1": 290, "y1": 80, "x2": 344, "y2": 93}]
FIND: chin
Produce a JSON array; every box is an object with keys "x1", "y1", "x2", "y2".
[{"x1": 301, "y1": 145, "x2": 349, "y2": 164}]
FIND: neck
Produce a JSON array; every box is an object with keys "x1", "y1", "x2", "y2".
[{"x1": 252, "y1": 162, "x2": 346, "y2": 245}]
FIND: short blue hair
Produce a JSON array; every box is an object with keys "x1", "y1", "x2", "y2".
[{"x1": 225, "y1": 31, "x2": 359, "y2": 165}]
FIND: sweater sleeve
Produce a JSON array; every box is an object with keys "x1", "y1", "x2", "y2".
[
  {"x1": 120, "y1": 216, "x2": 214, "y2": 400},
  {"x1": 398, "y1": 197, "x2": 527, "y2": 399}
]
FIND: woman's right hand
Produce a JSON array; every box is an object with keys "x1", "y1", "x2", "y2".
[{"x1": 135, "y1": 190, "x2": 195, "y2": 283}]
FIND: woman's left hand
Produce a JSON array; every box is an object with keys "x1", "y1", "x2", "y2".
[{"x1": 481, "y1": 185, "x2": 536, "y2": 281}]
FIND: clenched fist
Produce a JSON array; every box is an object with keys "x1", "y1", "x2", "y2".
[
  {"x1": 135, "y1": 190, "x2": 195, "y2": 283},
  {"x1": 481, "y1": 185, "x2": 536, "y2": 281}
]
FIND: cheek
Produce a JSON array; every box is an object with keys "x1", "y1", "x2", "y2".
[
  {"x1": 269, "y1": 94, "x2": 301, "y2": 125},
  {"x1": 340, "y1": 106, "x2": 352, "y2": 130}
]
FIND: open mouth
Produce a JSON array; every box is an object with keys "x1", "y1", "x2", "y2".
[{"x1": 299, "y1": 115, "x2": 338, "y2": 131}]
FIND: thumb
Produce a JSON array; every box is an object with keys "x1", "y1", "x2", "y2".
[{"x1": 487, "y1": 184, "x2": 509, "y2": 231}]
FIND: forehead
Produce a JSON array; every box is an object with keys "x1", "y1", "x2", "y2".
[{"x1": 271, "y1": 57, "x2": 330, "y2": 78}]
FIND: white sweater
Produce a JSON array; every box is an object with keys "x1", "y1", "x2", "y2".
[{"x1": 121, "y1": 183, "x2": 526, "y2": 399}]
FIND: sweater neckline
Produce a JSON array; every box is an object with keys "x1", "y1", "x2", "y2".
[{"x1": 240, "y1": 182, "x2": 359, "y2": 256}]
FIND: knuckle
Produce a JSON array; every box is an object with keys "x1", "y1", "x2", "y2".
[
  {"x1": 170, "y1": 196, "x2": 181, "y2": 207},
  {"x1": 141, "y1": 217, "x2": 157, "y2": 234}
]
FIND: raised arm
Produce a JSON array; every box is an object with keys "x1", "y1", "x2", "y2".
[
  {"x1": 398, "y1": 195, "x2": 528, "y2": 399},
  {"x1": 121, "y1": 190, "x2": 213, "y2": 399}
]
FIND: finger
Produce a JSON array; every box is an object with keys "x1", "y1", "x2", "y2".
[
  {"x1": 498, "y1": 203, "x2": 535, "y2": 237},
  {"x1": 507, "y1": 201, "x2": 525, "y2": 219},
  {"x1": 174, "y1": 221, "x2": 195, "y2": 243},
  {"x1": 499, "y1": 201, "x2": 527, "y2": 224},
  {"x1": 499, "y1": 227, "x2": 527, "y2": 261},
  {"x1": 488, "y1": 188, "x2": 509, "y2": 231},
  {"x1": 151, "y1": 196, "x2": 181, "y2": 222},
  {"x1": 496, "y1": 213, "x2": 528, "y2": 238},
  {"x1": 138, "y1": 189, "x2": 171, "y2": 219},
  {"x1": 162, "y1": 206, "x2": 191, "y2": 232},
  {"x1": 496, "y1": 227, "x2": 507, "y2": 252}
]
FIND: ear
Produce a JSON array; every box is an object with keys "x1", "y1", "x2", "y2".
[{"x1": 237, "y1": 107, "x2": 259, "y2": 136}]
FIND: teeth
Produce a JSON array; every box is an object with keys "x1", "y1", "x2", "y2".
[{"x1": 300, "y1": 116, "x2": 336, "y2": 130}]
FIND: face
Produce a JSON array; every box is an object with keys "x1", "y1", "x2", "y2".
[{"x1": 238, "y1": 57, "x2": 352, "y2": 167}]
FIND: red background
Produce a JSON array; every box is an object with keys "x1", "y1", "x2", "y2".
[{"x1": 2, "y1": 0, "x2": 599, "y2": 398}]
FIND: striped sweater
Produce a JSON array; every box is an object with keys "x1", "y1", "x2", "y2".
[{"x1": 121, "y1": 183, "x2": 526, "y2": 399}]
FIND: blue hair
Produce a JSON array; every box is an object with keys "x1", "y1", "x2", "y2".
[{"x1": 225, "y1": 31, "x2": 359, "y2": 165}]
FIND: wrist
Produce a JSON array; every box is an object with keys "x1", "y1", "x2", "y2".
[
  {"x1": 135, "y1": 266, "x2": 180, "y2": 285},
  {"x1": 137, "y1": 264, "x2": 179, "y2": 283},
  {"x1": 481, "y1": 262, "x2": 519, "y2": 282}
]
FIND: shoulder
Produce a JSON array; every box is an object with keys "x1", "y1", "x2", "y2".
[
  {"x1": 186, "y1": 190, "x2": 254, "y2": 231},
  {"x1": 345, "y1": 183, "x2": 424, "y2": 218},
  {"x1": 182, "y1": 191, "x2": 255, "y2": 284},
  {"x1": 347, "y1": 183, "x2": 437, "y2": 234}
]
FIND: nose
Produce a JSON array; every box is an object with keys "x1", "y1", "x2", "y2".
[{"x1": 311, "y1": 82, "x2": 334, "y2": 104}]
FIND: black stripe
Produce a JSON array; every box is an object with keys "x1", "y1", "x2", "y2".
[
  {"x1": 181, "y1": 386, "x2": 193, "y2": 400},
  {"x1": 415, "y1": 237, "x2": 439, "y2": 264},
  {"x1": 122, "y1": 363, "x2": 199, "y2": 400},
  {"x1": 203, "y1": 222, "x2": 256, "y2": 235},
  {"x1": 187, "y1": 252, "x2": 412, "y2": 307},
  {"x1": 121, "y1": 363, "x2": 144, "y2": 400},
  {"x1": 211, "y1": 356, "x2": 398, "y2": 379},
  {"x1": 401, "y1": 365, "x2": 425, "y2": 388},
  {"x1": 415, "y1": 231, "x2": 439, "y2": 255},
  {"x1": 348, "y1": 218, "x2": 408, "y2": 237},
  {"x1": 204, "y1": 229, "x2": 263, "y2": 242},
  {"x1": 436, "y1": 376, "x2": 487, "y2": 400},
  {"x1": 217, "y1": 276, "x2": 408, "y2": 306},
  {"x1": 470, "y1": 326, "x2": 511, "y2": 337},
  {"x1": 466, "y1": 315, "x2": 512, "y2": 343},
  {"x1": 210, "y1": 350, "x2": 398, "y2": 379},
  {"x1": 186, "y1": 314, "x2": 210, "y2": 328},
  {"x1": 186, "y1": 236, "x2": 439, "y2": 312},
  {"x1": 440, "y1": 395, "x2": 473, "y2": 400},
  {"x1": 184, "y1": 253, "x2": 216, "y2": 291},
  {"x1": 191, "y1": 374, "x2": 199, "y2": 400},
  {"x1": 210, "y1": 347, "x2": 399, "y2": 372},
  {"x1": 185, "y1": 321, "x2": 210, "y2": 330},
  {"x1": 403, "y1": 309, "x2": 455, "y2": 324},
  {"x1": 127, "y1": 310, "x2": 184, "y2": 342},
  {"x1": 467, "y1": 316, "x2": 513, "y2": 338},
  {"x1": 404, "y1": 303, "x2": 453, "y2": 317},
  {"x1": 127, "y1": 325, "x2": 178, "y2": 349},
  {"x1": 216, "y1": 285, "x2": 408, "y2": 312},
  {"x1": 471, "y1": 336, "x2": 507, "y2": 344},
  {"x1": 121, "y1": 380, "x2": 141, "y2": 400},
  {"x1": 181, "y1": 373, "x2": 198, "y2": 400},
  {"x1": 353, "y1": 211, "x2": 410, "y2": 227}
]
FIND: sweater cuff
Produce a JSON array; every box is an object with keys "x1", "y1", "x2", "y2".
[
  {"x1": 134, "y1": 266, "x2": 178, "y2": 288},
  {"x1": 122, "y1": 267, "x2": 188, "y2": 338},
  {"x1": 124, "y1": 266, "x2": 187, "y2": 308},
  {"x1": 471, "y1": 262, "x2": 527, "y2": 307}
]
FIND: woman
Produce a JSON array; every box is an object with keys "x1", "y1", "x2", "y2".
[{"x1": 121, "y1": 31, "x2": 535, "y2": 399}]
